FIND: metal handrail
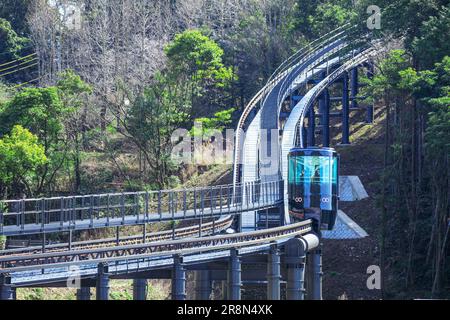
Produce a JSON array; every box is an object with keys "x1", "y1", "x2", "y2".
[{"x1": 0, "y1": 180, "x2": 283, "y2": 236}]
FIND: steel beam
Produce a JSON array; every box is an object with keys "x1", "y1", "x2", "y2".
[
  {"x1": 133, "y1": 279, "x2": 148, "y2": 301},
  {"x1": 172, "y1": 255, "x2": 186, "y2": 300},
  {"x1": 76, "y1": 287, "x2": 91, "y2": 300},
  {"x1": 267, "y1": 243, "x2": 281, "y2": 300},
  {"x1": 96, "y1": 262, "x2": 110, "y2": 300},
  {"x1": 0, "y1": 274, "x2": 14, "y2": 300},
  {"x1": 194, "y1": 270, "x2": 212, "y2": 300},
  {"x1": 342, "y1": 72, "x2": 350, "y2": 144},
  {"x1": 227, "y1": 248, "x2": 241, "y2": 300},
  {"x1": 351, "y1": 67, "x2": 359, "y2": 110}
]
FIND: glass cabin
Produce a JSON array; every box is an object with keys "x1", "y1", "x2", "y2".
[{"x1": 288, "y1": 147, "x2": 339, "y2": 230}]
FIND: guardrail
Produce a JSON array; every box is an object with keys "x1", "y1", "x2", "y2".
[
  {"x1": 0, "y1": 180, "x2": 283, "y2": 236},
  {"x1": 0, "y1": 216, "x2": 234, "y2": 257},
  {"x1": 0, "y1": 219, "x2": 313, "y2": 273}
]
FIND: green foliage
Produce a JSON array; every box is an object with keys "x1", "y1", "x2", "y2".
[
  {"x1": 125, "y1": 73, "x2": 190, "y2": 187},
  {"x1": 0, "y1": 235, "x2": 6, "y2": 250},
  {"x1": 165, "y1": 29, "x2": 234, "y2": 87},
  {"x1": 364, "y1": 50, "x2": 412, "y2": 101},
  {"x1": 412, "y1": 5, "x2": 450, "y2": 69},
  {"x1": 290, "y1": 0, "x2": 355, "y2": 39},
  {"x1": 0, "y1": 0, "x2": 31, "y2": 36},
  {"x1": 308, "y1": 2, "x2": 356, "y2": 36},
  {"x1": 0, "y1": 125, "x2": 47, "y2": 195},
  {"x1": 0, "y1": 18, "x2": 29, "y2": 60},
  {"x1": 0, "y1": 87, "x2": 66, "y2": 144},
  {"x1": 57, "y1": 69, "x2": 93, "y2": 110},
  {"x1": 191, "y1": 108, "x2": 235, "y2": 137}
]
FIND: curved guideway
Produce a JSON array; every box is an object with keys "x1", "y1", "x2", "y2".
[
  {"x1": 280, "y1": 48, "x2": 378, "y2": 220},
  {"x1": 259, "y1": 38, "x2": 346, "y2": 183},
  {"x1": 2, "y1": 220, "x2": 313, "y2": 286}
]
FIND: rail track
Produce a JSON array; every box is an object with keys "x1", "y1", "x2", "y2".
[
  {"x1": 0, "y1": 220, "x2": 313, "y2": 272},
  {"x1": 0, "y1": 216, "x2": 234, "y2": 257}
]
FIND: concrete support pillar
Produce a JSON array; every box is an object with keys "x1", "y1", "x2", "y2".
[
  {"x1": 342, "y1": 72, "x2": 350, "y2": 145},
  {"x1": 172, "y1": 255, "x2": 186, "y2": 300},
  {"x1": 0, "y1": 274, "x2": 14, "y2": 300},
  {"x1": 96, "y1": 262, "x2": 110, "y2": 300},
  {"x1": 351, "y1": 67, "x2": 359, "y2": 109},
  {"x1": 267, "y1": 243, "x2": 281, "y2": 300},
  {"x1": 195, "y1": 270, "x2": 212, "y2": 300},
  {"x1": 133, "y1": 279, "x2": 148, "y2": 301},
  {"x1": 228, "y1": 248, "x2": 241, "y2": 300},
  {"x1": 310, "y1": 246, "x2": 323, "y2": 300},
  {"x1": 76, "y1": 287, "x2": 91, "y2": 300}
]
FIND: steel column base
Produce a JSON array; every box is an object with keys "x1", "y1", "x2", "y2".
[
  {"x1": 172, "y1": 255, "x2": 186, "y2": 300},
  {"x1": 195, "y1": 270, "x2": 212, "y2": 300},
  {"x1": 96, "y1": 263, "x2": 110, "y2": 300},
  {"x1": 267, "y1": 243, "x2": 281, "y2": 300},
  {"x1": 76, "y1": 287, "x2": 91, "y2": 300},
  {"x1": 228, "y1": 249, "x2": 242, "y2": 300},
  {"x1": 0, "y1": 274, "x2": 14, "y2": 300},
  {"x1": 133, "y1": 279, "x2": 148, "y2": 301}
]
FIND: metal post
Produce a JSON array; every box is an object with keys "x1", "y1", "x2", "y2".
[
  {"x1": 302, "y1": 127, "x2": 308, "y2": 148},
  {"x1": 228, "y1": 248, "x2": 241, "y2": 300},
  {"x1": 366, "y1": 62, "x2": 374, "y2": 124},
  {"x1": 0, "y1": 274, "x2": 14, "y2": 300},
  {"x1": 68, "y1": 230, "x2": 72, "y2": 251},
  {"x1": 267, "y1": 243, "x2": 281, "y2": 300},
  {"x1": 96, "y1": 262, "x2": 110, "y2": 300},
  {"x1": 307, "y1": 106, "x2": 315, "y2": 147},
  {"x1": 351, "y1": 67, "x2": 359, "y2": 109},
  {"x1": 342, "y1": 72, "x2": 350, "y2": 144},
  {"x1": 310, "y1": 245, "x2": 323, "y2": 300},
  {"x1": 194, "y1": 270, "x2": 212, "y2": 300},
  {"x1": 285, "y1": 238, "x2": 306, "y2": 300},
  {"x1": 321, "y1": 88, "x2": 330, "y2": 147},
  {"x1": 221, "y1": 280, "x2": 228, "y2": 300},
  {"x1": 172, "y1": 255, "x2": 186, "y2": 300},
  {"x1": 76, "y1": 287, "x2": 91, "y2": 300},
  {"x1": 133, "y1": 279, "x2": 148, "y2": 301}
]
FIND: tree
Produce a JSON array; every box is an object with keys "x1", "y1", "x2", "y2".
[
  {"x1": 0, "y1": 125, "x2": 47, "y2": 197},
  {"x1": 0, "y1": 18, "x2": 29, "y2": 61},
  {"x1": 57, "y1": 69, "x2": 93, "y2": 193},
  {"x1": 123, "y1": 73, "x2": 190, "y2": 188},
  {"x1": 412, "y1": 5, "x2": 450, "y2": 69},
  {"x1": 164, "y1": 29, "x2": 235, "y2": 118},
  {"x1": 0, "y1": 87, "x2": 72, "y2": 195},
  {"x1": 0, "y1": 0, "x2": 32, "y2": 36}
]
